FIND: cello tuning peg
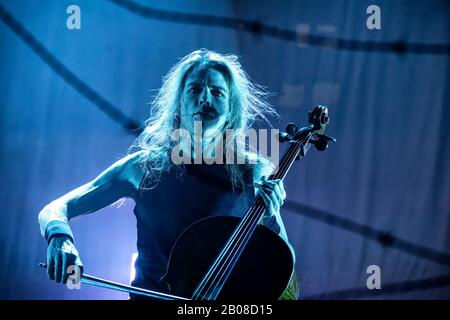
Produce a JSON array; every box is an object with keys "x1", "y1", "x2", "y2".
[
  {"x1": 276, "y1": 131, "x2": 291, "y2": 143},
  {"x1": 286, "y1": 123, "x2": 299, "y2": 136},
  {"x1": 317, "y1": 133, "x2": 337, "y2": 143},
  {"x1": 309, "y1": 138, "x2": 328, "y2": 151},
  {"x1": 310, "y1": 134, "x2": 337, "y2": 152}
]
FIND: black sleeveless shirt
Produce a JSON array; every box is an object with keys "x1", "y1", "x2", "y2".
[{"x1": 131, "y1": 163, "x2": 262, "y2": 294}]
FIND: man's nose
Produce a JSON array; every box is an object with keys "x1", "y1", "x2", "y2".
[{"x1": 199, "y1": 88, "x2": 212, "y2": 107}]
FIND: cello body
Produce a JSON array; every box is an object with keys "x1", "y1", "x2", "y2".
[{"x1": 160, "y1": 215, "x2": 299, "y2": 300}]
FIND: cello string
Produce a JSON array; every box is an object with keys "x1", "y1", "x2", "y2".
[
  {"x1": 192, "y1": 137, "x2": 303, "y2": 298},
  {"x1": 200, "y1": 140, "x2": 303, "y2": 299},
  {"x1": 198, "y1": 136, "x2": 306, "y2": 299},
  {"x1": 191, "y1": 190, "x2": 267, "y2": 297},
  {"x1": 193, "y1": 169, "x2": 287, "y2": 297},
  {"x1": 199, "y1": 134, "x2": 309, "y2": 299},
  {"x1": 204, "y1": 129, "x2": 315, "y2": 299},
  {"x1": 204, "y1": 135, "x2": 310, "y2": 298},
  {"x1": 192, "y1": 198, "x2": 268, "y2": 298}
]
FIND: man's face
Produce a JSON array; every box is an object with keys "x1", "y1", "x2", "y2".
[{"x1": 180, "y1": 66, "x2": 230, "y2": 139}]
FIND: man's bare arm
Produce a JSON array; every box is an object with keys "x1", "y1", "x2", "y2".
[
  {"x1": 38, "y1": 150, "x2": 146, "y2": 283},
  {"x1": 38, "y1": 150, "x2": 146, "y2": 241}
]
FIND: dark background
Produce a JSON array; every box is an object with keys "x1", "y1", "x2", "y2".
[{"x1": 0, "y1": 0, "x2": 449, "y2": 299}]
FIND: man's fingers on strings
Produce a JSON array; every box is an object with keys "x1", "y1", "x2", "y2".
[
  {"x1": 259, "y1": 188, "x2": 275, "y2": 215},
  {"x1": 255, "y1": 178, "x2": 283, "y2": 208},
  {"x1": 260, "y1": 178, "x2": 284, "y2": 196},
  {"x1": 270, "y1": 181, "x2": 285, "y2": 205},
  {"x1": 260, "y1": 182, "x2": 283, "y2": 207},
  {"x1": 266, "y1": 179, "x2": 286, "y2": 204},
  {"x1": 265, "y1": 184, "x2": 283, "y2": 208},
  {"x1": 276, "y1": 179, "x2": 287, "y2": 200}
]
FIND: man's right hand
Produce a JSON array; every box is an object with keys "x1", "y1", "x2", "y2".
[{"x1": 47, "y1": 235, "x2": 84, "y2": 284}]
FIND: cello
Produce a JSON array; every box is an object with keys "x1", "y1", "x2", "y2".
[{"x1": 40, "y1": 105, "x2": 335, "y2": 300}]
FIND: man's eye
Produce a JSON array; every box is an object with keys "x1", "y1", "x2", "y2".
[
  {"x1": 189, "y1": 87, "x2": 201, "y2": 93},
  {"x1": 211, "y1": 89, "x2": 223, "y2": 97}
]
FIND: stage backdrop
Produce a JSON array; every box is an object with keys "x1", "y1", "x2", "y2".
[{"x1": 0, "y1": 0, "x2": 448, "y2": 299}]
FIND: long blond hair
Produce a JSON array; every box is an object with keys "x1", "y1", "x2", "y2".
[{"x1": 129, "y1": 49, "x2": 277, "y2": 190}]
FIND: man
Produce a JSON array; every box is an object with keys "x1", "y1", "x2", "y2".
[{"x1": 38, "y1": 49, "x2": 296, "y2": 299}]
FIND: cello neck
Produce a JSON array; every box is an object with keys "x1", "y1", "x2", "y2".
[{"x1": 191, "y1": 129, "x2": 314, "y2": 300}]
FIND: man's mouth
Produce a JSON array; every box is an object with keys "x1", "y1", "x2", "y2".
[{"x1": 193, "y1": 109, "x2": 216, "y2": 120}]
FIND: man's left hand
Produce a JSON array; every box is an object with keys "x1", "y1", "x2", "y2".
[{"x1": 254, "y1": 176, "x2": 286, "y2": 217}]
